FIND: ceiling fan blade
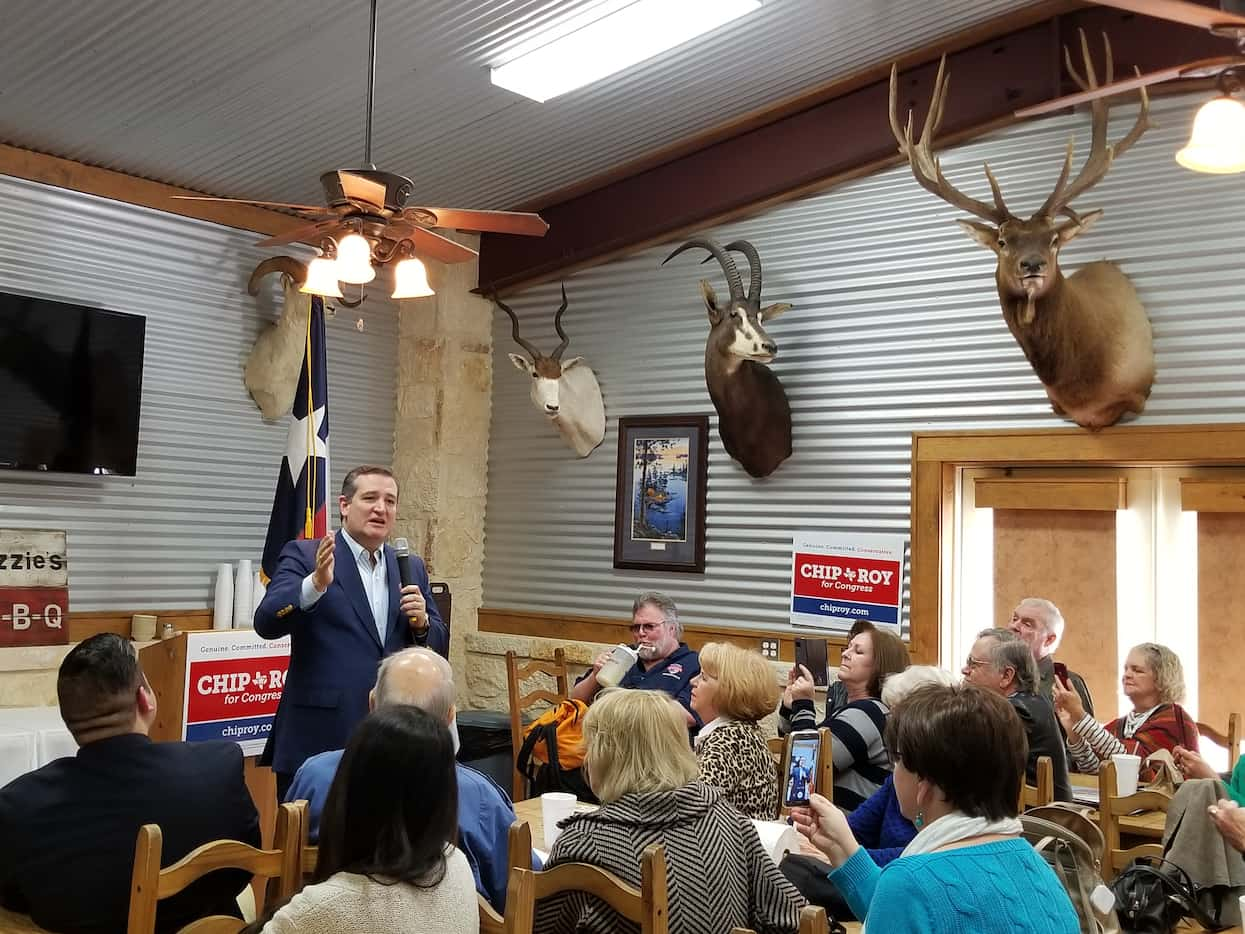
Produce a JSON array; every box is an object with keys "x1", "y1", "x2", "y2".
[
  {"x1": 409, "y1": 227, "x2": 480, "y2": 264},
  {"x1": 1091, "y1": 0, "x2": 1245, "y2": 29},
  {"x1": 411, "y1": 207, "x2": 550, "y2": 237},
  {"x1": 255, "y1": 219, "x2": 341, "y2": 249},
  {"x1": 336, "y1": 171, "x2": 388, "y2": 208},
  {"x1": 171, "y1": 195, "x2": 331, "y2": 215},
  {"x1": 1014, "y1": 55, "x2": 1244, "y2": 118}
]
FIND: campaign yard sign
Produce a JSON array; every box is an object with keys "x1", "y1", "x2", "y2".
[
  {"x1": 790, "y1": 531, "x2": 906, "y2": 634},
  {"x1": 181, "y1": 629, "x2": 290, "y2": 755}
]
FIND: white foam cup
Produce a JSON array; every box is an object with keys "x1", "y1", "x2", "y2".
[
  {"x1": 541, "y1": 791, "x2": 577, "y2": 847},
  {"x1": 1111, "y1": 753, "x2": 1142, "y2": 797},
  {"x1": 595, "y1": 644, "x2": 638, "y2": 689}
]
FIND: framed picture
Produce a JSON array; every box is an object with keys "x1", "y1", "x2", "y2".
[{"x1": 613, "y1": 415, "x2": 709, "y2": 574}]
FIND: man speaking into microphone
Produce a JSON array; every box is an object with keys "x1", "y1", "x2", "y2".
[{"x1": 255, "y1": 465, "x2": 446, "y2": 798}]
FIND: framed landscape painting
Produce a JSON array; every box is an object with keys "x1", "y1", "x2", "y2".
[{"x1": 613, "y1": 414, "x2": 708, "y2": 573}]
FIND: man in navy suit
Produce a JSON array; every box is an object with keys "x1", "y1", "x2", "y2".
[{"x1": 255, "y1": 464, "x2": 447, "y2": 796}]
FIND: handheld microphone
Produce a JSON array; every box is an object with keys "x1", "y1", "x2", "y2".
[{"x1": 394, "y1": 537, "x2": 415, "y2": 589}]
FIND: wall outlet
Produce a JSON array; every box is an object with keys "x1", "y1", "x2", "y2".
[{"x1": 759, "y1": 639, "x2": 779, "y2": 660}]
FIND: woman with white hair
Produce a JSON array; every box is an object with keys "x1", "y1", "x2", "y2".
[{"x1": 1053, "y1": 642, "x2": 1199, "y2": 778}]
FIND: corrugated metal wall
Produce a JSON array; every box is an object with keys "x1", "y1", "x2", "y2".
[
  {"x1": 0, "y1": 175, "x2": 397, "y2": 610},
  {"x1": 482, "y1": 92, "x2": 1245, "y2": 632}
]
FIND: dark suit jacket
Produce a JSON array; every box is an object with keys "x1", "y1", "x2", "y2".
[
  {"x1": 1009, "y1": 690, "x2": 1074, "y2": 803},
  {"x1": 254, "y1": 534, "x2": 447, "y2": 775},
  {"x1": 0, "y1": 734, "x2": 259, "y2": 934}
]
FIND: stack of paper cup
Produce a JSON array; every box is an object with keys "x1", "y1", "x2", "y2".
[
  {"x1": 541, "y1": 792, "x2": 577, "y2": 848},
  {"x1": 233, "y1": 559, "x2": 253, "y2": 628},
  {"x1": 212, "y1": 563, "x2": 233, "y2": 631},
  {"x1": 1111, "y1": 753, "x2": 1142, "y2": 796}
]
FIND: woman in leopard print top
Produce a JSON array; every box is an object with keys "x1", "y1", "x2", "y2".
[{"x1": 692, "y1": 642, "x2": 781, "y2": 820}]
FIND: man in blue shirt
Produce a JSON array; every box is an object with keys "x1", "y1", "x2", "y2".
[
  {"x1": 571, "y1": 591, "x2": 701, "y2": 729},
  {"x1": 285, "y1": 646, "x2": 530, "y2": 913}
]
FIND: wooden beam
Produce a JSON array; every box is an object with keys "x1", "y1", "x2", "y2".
[
  {"x1": 1180, "y1": 479, "x2": 1245, "y2": 513},
  {"x1": 975, "y1": 477, "x2": 1128, "y2": 511},
  {"x1": 0, "y1": 143, "x2": 297, "y2": 237}
]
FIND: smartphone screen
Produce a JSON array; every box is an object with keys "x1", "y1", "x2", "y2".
[
  {"x1": 1052, "y1": 661, "x2": 1070, "y2": 687},
  {"x1": 794, "y1": 637, "x2": 830, "y2": 687},
  {"x1": 784, "y1": 731, "x2": 821, "y2": 807}
]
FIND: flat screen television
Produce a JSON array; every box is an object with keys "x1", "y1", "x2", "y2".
[{"x1": 0, "y1": 291, "x2": 146, "y2": 476}]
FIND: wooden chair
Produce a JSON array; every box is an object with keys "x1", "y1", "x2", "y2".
[
  {"x1": 287, "y1": 797, "x2": 318, "y2": 885},
  {"x1": 731, "y1": 905, "x2": 831, "y2": 934},
  {"x1": 506, "y1": 648, "x2": 571, "y2": 801},
  {"x1": 509, "y1": 819, "x2": 534, "y2": 871},
  {"x1": 1195, "y1": 711, "x2": 1240, "y2": 772},
  {"x1": 1098, "y1": 759, "x2": 1171, "y2": 879},
  {"x1": 1018, "y1": 755, "x2": 1055, "y2": 811},
  {"x1": 479, "y1": 866, "x2": 536, "y2": 934},
  {"x1": 530, "y1": 842, "x2": 668, "y2": 934},
  {"x1": 127, "y1": 801, "x2": 303, "y2": 934}
]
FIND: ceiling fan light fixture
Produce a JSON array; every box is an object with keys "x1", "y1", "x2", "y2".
[
  {"x1": 301, "y1": 257, "x2": 344, "y2": 298},
  {"x1": 490, "y1": 0, "x2": 762, "y2": 103},
  {"x1": 1176, "y1": 94, "x2": 1245, "y2": 174},
  {"x1": 391, "y1": 256, "x2": 435, "y2": 299},
  {"x1": 335, "y1": 233, "x2": 377, "y2": 284}
]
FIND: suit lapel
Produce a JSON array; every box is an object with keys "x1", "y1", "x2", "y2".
[
  {"x1": 335, "y1": 535, "x2": 384, "y2": 650},
  {"x1": 383, "y1": 545, "x2": 402, "y2": 646}
]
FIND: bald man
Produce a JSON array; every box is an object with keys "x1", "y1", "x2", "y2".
[{"x1": 284, "y1": 647, "x2": 527, "y2": 912}]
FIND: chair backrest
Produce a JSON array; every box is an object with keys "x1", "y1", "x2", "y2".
[
  {"x1": 506, "y1": 648, "x2": 571, "y2": 801},
  {"x1": 127, "y1": 801, "x2": 303, "y2": 934},
  {"x1": 1019, "y1": 755, "x2": 1055, "y2": 811},
  {"x1": 430, "y1": 581, "x2": 452, "y2": 631},
  {"x1": 288, "y1": 797, "x2": 318, "y2": 883},
  {"x1": 479, "y1": 866, "x2": 536, "y2": 934},
  {"x1": 1195, "y1": 711, "x2": 1240, "y2": 772},
  {"x1": 509, "y1": 819, "x2": 534, "y2": 873},
  {"x1": 730, "y1": 905, "x2": 830, "y2": 934},
  {"x1": 1098, "y1": 759, "x2": 1170, "y2": 877},
  {"x1": 530, "y1": 842, "x2": 668, "y2": 934}
]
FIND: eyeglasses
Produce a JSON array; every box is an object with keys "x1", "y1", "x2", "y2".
[
  {"x1": 629, "y1": 622, "x2": 664, "y2": 634},
  {"x1": 964, "y1": 656, "x2": 991, "y2": 671}
]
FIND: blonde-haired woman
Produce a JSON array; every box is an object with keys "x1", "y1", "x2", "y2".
[
  {"x1": 691, "y1": 642, "x2": 780, "y2": 819},
  {"x1": 1053, "y1": 642, "x2": 1199, "y2": 777},
  {"x1": 533, "y1": 689, "x2": 804, "y2": 934}
]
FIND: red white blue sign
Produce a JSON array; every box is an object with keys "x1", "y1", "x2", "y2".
[
  {"x1": 180, "y1": 630, "x2": 291, "y2": 755},
  {"x1": 790, "y1": 532, "x2": 906, "y2": 634}
]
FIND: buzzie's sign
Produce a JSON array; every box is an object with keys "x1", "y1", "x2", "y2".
[{"x1": 0, "y1": 529, "x2": 69, "y2": 647}]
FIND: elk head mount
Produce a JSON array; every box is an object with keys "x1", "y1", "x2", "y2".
[
  {"x1": 889, "y1": 32, "x2": 1156, "y2": 429},
  {"x1": 663, "y1": 238, "x2": 793, "y2": 478},
  {"x1": 492, "y1": 286, "x2": 606, "y2": 458}
]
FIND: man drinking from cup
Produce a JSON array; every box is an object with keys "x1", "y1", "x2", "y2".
[{"x1": 570, "y1": 591, "x2": 701, "y2": 729}]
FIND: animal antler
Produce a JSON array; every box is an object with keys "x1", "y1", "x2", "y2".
[
  {"x1": 723, "y1": 241, "x2": 762, "y2": 305},
  {"x1": 888, "y1": 58, "x2": 1013, "y2": 225},
  {"x1": 663, "y1": 238, "x2": 745, "y2": 302},
  {"x1": 490, "y1": 294, "x2": 543, "y2": 359},
  {"x1": 550, "y1": 284, "x2": 571, "y2": 361},
  {"x1": 247, "y1": 256, "x2": 307, "y2": 295},
  {"x1": 1036, "y1": 31, "x2": 1151, "y2": 218}
]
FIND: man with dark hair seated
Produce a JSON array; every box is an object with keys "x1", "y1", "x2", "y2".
[{"x1": 0, "y1": 633, "x2": 260, "y2": 934}]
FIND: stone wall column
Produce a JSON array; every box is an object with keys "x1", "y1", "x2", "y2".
[{"x1": 392, "y1": 236, "x2": 492, "y2": 682}]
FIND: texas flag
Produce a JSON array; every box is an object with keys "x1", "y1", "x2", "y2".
[{"x1": 260, "y1": 296, "x2": 330, "y2": 583}]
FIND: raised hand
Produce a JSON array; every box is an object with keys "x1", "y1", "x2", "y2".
[
  {"x1": 312, "y1": 533, "x2": 335, "y2": 592},
  {"x1": 1051, "y1": 673, "x2": 1086, "y2": 723},
  {"x1": 789, "y1": 664, "x2": 816, "y2": 703}
]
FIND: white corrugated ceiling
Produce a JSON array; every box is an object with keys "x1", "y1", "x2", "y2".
[{"x1": 0, "y1": 0, "x2": 1034, "y2": 211}]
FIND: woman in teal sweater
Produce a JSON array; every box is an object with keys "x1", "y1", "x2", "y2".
[{"x1": 791, "y1": 683, "x2": 1079, "y2": 934}]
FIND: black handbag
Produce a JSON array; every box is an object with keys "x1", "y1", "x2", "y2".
[{"x1": 1110, "y1": 855, "x2": 1227, "y2": 933}]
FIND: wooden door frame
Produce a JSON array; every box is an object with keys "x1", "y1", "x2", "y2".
[{"x1": 910, "y1": 423, "x2": 1245, "y2": 665}]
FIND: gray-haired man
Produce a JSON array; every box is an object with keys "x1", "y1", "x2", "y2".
[{"x1": 1008, "y1": 597, "x2": 1094, "y2": 717}]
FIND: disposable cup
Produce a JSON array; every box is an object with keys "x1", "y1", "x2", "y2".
[
  {"x1": 541, "y1": 791, "x2": 577, "y2": 847},
  {"x1": 596, "y1": 644, "x2": 638, "y2": 689},
  {"x1": 1112, "y1": 753, "x2": 1142, "y2": 797}
]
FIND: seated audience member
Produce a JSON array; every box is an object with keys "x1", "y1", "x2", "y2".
[
  {"x1": 792, "y1": 683, "x2": 1079, "y2": 934},
  {"x1": 533, "y1": 689, "x2": 805, "y2": 934},
  {"x1": 780, "y1": 666, "x2": 957, "y2": 920},
  {"x1": 260, "y1": 706, "x2": 476, "y2": 933},
  {"x1": 0, "y1": 634, "x2": 259, "y2": 934},
  {"x1": 1008, "y1": 597, "x2": 1094, "y2": 715},
  {"x1": 963, "y1": 628, "x2": 1073, "y2": 802},
  {"x1": 1175, "y1": 744, "x2": 1245, "y2": 804},
  {"x1": 571, "y1": 591, "x2": 701, "y2": 727},
  {"x1": 1054, "y1": 642, "x2": 1199, "y2": 778},
  {"x1": 285, "y1": 646, "x2": 522, "y2": 913},
  {"x1": 691, "y1": 642, "x2": 780, "y2": 819},
  {"x1": 779, "y1": 627, "x2": 910, "y2": 810}
]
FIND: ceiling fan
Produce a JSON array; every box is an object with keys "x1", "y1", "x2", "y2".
[{"x1": 174, "y1": 0, "x2": 548, "y2": 297}]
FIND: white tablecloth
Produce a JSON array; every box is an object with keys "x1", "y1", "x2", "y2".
[{"x1": 0, "y1": 706, "x2": 76, "y2": 789}]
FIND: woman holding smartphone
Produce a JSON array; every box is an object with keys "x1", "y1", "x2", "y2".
[{"x1": 779, "y1": 627, "x2": 909, "y2": 811}]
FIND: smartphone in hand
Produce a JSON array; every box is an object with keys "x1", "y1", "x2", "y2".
[
  {"x1": 783, "y1": 730, "x2": 821, "y2": 807},
  {"x1": 1053, "y1": 660, "x2": 1071, "y2": 689},
  {"x1": 794, "y1": 637, "x2": 830, "y2": 687}
]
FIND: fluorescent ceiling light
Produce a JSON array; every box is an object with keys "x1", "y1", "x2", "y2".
[{"x1": 491, "y1": 0, "x2": 762, "y2": 103}]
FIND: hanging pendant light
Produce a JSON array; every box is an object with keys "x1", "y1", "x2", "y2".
[
  {"x1": 1176, "y1": 72, "x2": 1245, "y2": 175},
  {"x1": 391, "y1": 255, "x2": 435, "y2": 298},
  {"x1": 301, "y1": 256, "x2": 343, "y2": 298},
  {"x1": 335, "y1": 233, "x2": 376, "y2": 284}
]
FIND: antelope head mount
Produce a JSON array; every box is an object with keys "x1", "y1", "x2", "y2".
[
  {"x1": 492, "y1": 286, "x2": 606, "y2": 458},
  {"x1": 663, "y1": 237, "x2": 794, "y2": 478},
  {"x1": 889, "y1": 32, "x2": 1157, "y2": 429}
]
